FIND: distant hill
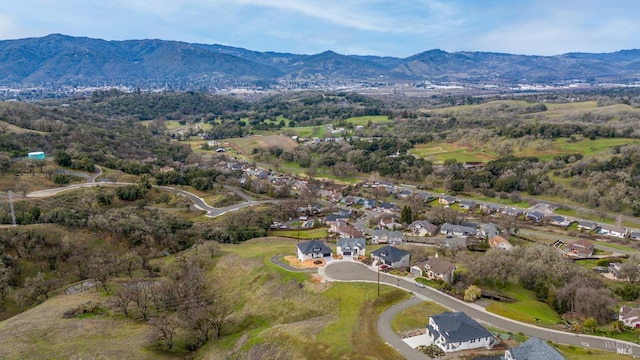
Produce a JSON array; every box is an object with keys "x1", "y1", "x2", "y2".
[{"x1": 0, "y1": 34, "x2": 639, "y2": 88}]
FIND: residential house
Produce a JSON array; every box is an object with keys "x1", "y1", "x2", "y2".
[
  {"x1": 479, "y1": 223, "x2": 499, "y2": 239},
  {"x1": 296, "y1": 240, "x2": 332, "y2": 262},
  {"x1": 459, "y1": 200, "x2": 477, "y2": 211},
  {"x1": 420, "y1": 257, "x2": 456, "y2": 283},
  {"x1": 504, "y1": 337, "x2": 565, "y2": 360},
  {"x1": 371, "y1": 230, "x2": 403, "y2": 245},
  {"x1": 565, "y1": 239, "x2": 595, "y2": 258},
  {"x1": 463, "y1": 161, "x2": 485, "y2": 170},
  {"x1": 440, "y1": 223, "x2": 477, "y2": 237},
  {"x1": 502, "y1": 207, "x2": 523, "y2": 217},
  {"x1": 379, "y1": 216, "x2": 402, "y2": 230},
  {"x1": 336, "y1": 238, "x2": 366, "y2": 257},
  {"x1": 550, "y1": 215, "x2": 573, "y2": 228},
  {"x1": 597, "y1": 224, "x2": 627, "y2": 239},
  {"x1": 426, "y1": 312, "x2": 497, "y2": 353},
  {"x1": 489, "y1": 235, "x2": 513, "y2": 250},
  {"x1": 609, "y1": 263, "x2": 623, "y2": 279},
  {"x1": 439, "y1": 196, "x2": 457, "y2": 206},
  {"x1": 370, "y1": 245, "x2": 410, "y2": 269},
  {"x1": 363, "y1": 199, "x2": 377, "y2": 210},
  {"x1": 619, "y1": 306, "x2": 640, "y2": 328},
  {"x1": 337, "y1": 224, "x2": 364, "y2": 239},
  {"x1": 577, "y1": 220, "x2": 597, "y2": 231},
  {"x1": 631, "y1": 231, "x2": 640, "y2": 241},
  {"x1": 480, "y1": 203, "x2": 501, "y2": 215},
  {"x1": 378, "y1": 201, "x2": 397, "y2": 213},
  {"x1": 397, "y1": 189, "x2": 412, "y2": 199},
  {"x1": 525, "y1": 211, "x2": 545, "y2": 223},
  {"x1": 408, "y1": 220, "x2": 439, "y2": 237}
]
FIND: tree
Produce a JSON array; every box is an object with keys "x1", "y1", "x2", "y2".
[
  {"x1": 583, "y1": 317, "x2": 597, "y2": 333},
  {"x1": 400, "y1": 205, "x2": 413, "y2": 225},
  {"x1": 150, "y1": 315, "x2": 181, "y2": 351},
  {"x1": 54, "y1": 151, "x2": 72, "y2": 167},
  {"x1": 464, "y1": 285, "x2": 481, "y2": 302},
  {"x1": 0, "y1": 154, "x2": 10, "y2": 175},
  {"x1": 18, "y1": 272, "x2": 62, "y2": 307},
  {"x1": 619, "y1": 256, "x2": 640, "y2": 284}
]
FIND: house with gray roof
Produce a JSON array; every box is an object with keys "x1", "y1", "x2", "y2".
[
  {"x1": 370, "y1": 245, "x2": 410, "y2": 269},
  {"x1": 440, "y1": 223, "x2": 477, "y2": 237},
  {"x1": 296, "y1": 240, "x2": 332, "y2": 262},
  {"x1": 371, "y1": 230, "x2": 403, "y2": 245},
  {"x1": 479, "y1": 223, "x2": 499, "y2": 239},
  {"x1": 408, "y1": 220, "x2": 438, "y2": 237},
  {"x1": 504, "y1": 337, "x2": 565, "y2": 360},
  {"x1": 426, "y1": 312, "x2": 497, "y2": 353},
  {"x1": 459, "y1": 200, "x2": 477, "y2": 210},
  {"x1": 336, "y1": 238, "x2": 366, "y2": 257}
]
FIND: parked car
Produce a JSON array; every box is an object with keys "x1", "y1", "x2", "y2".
[{"x1": 416, "y1": 283, "x2": 426, "y2": 288}]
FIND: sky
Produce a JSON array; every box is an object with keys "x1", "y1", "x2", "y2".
[{"x1": 1, "y1": 0, "x2": 639, "y2": 57}]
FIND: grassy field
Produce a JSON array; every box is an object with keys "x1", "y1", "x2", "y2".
[
  {"x1": 484, "y1": 282, "x2": 561, "y2": 326},
  {"x1": 410, "y1": 137, "x2": 639, "y2": 164},
  {"x1": 268, "y1": 227, "x2": 330, "y2": 239},
  {"x1": 345, "y1": 115, "x2": 391, "y2": 126},
  {"x1": 390, "y1": 301, "x2": 449, "y2": 334},
  {"x1": 318, "y1": 282, "x2": 409, "y2": 359},
  {"x1": 0, "y1": 120, "x2": 49, "y2": 135},
  {"x1": 555, "y1": 343, "x2": 635, "y2": 360}
]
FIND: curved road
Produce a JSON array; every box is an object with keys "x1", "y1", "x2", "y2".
[
  {"x1": 322, "y1": 261, "x2": 640, "y2": 357},
  {"x1": 25, "y1": 182, "x2": 275, "y2": 219}
]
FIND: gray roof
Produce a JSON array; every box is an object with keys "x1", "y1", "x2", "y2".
[
  {"x1": 337, "y1": 237, "x2": 366, "y2": 251},
  {"x1": 429, "y1": 312, "x2": 494, "y2": 343},
  {"x1": 507, "y1": 337, "x2": 565, "y2": 360},
  {"x1": 371, "y1": 245, "x2": 409, "y2": 264},
  {"x1": 297, "y1": 240, "x2": 331, "y2": 255}
]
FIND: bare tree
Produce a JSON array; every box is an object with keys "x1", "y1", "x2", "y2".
[
  {"x1": 619, "y1": 255, "x2": 640, "y2": 284},
  {"x1": 150, "y1": 315, "x2": 181, "y2": 351},
  {"x1": 18, "y1": 272, "x2": 62, "y2": 307}
]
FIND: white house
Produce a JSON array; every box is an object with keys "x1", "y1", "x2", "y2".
[
  {"x1": 619, "y1": 306, "x2": 640, "y2": 328},
  {"x1": 296, "y1": 240, "x2": 332, "y2": 262},
  {"x1": 417, "y1": 257, "x2": 456, "y2": 284},
  {"x1": 426, "y1": 312, "x2": 498, "y2": 353},
  {"x1": 597, "y1": 224, "x2": 627, "y2": 239},
  {"x1": 336, "y1": 238, "x2": 366, "y2": 257}
]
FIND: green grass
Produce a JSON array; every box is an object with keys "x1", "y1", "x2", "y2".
[
  {"x1": 318, "y1": 282, "x2": 409, "y2": 358},
  {"x1": 409, "y1": 137, "x2": 639, "y2": 164},
  {"x1": 391, "y1": 301, "x2": 448, "y2": 333},
  {"x1": 345, "y1": 115, "x2": 391, "y2": 126},
  {"x1": 554, "y1": 342, "x2": 636, "y2": 359},
  {"x1": 268, "y1": 227, "x2": 330, "y2": 239},
  {"x1": 484, "y1": 282, "x2": 561, "y2": 326}
]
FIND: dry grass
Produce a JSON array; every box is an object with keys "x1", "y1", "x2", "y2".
[{"x1": 0, "y1": 290, "x2": 176, "y2": 360}]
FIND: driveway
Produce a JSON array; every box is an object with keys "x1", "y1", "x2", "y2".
[{"x1": 323, "y1": 261, "x2": 640, "y2": 357}]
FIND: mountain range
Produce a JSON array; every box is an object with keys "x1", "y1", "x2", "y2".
[{"x1": 1, "y1": 34, "x2": 639, "y2": 88}]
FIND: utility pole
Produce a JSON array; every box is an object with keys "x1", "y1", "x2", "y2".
[
  {"x1": 8, "y1": 190, "x2": 16, "y2": 226},
  {"x1": 377, "y1": 263, "x2": 380, "y2": 297}
]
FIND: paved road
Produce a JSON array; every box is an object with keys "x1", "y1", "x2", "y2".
[
  {"x1": 26, "y1": 182, "x2": 276, "y2": 219},
  {"x1": 323, "y1": 261, "x2": 640, "y2": 357},
  {"x1": 377, "y1": 297, "x2": 431, "y2": 360}
]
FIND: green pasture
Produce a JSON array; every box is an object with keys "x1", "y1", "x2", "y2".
[{"x1": 484, "y1": 282, "x2": 561, "y2": 326}]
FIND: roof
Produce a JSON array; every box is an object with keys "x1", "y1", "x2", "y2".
[
  {"x1": 337, "y1": 237, "x2": 366, "y2": 251},
  {"x1": 429, "y1": 312, "x2": 494, "y2": 343},
  {"x1": 371, "y1": 245, "x2": 409, "y2": 264},
  {"x1": 440, "y1": 223, "x2": 476, "y2": 235},
  {"x1": 424, "y1": 257, "x2": 455, "y2": 274},
  {"x1": 409, "y1": 220, "x2": 438, "y2": 233},
  {"x1": 507, "y1": 337, "x2": 565, "y2": 360},
  {"x1": 297, "y1": 240, "x2": 331, "y2": 255},
  {"x1": 489, "y1": 235, "x2": 513, "y2": 250}
]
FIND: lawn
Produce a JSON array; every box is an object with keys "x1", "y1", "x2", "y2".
[
  {"x1": 484, "y1": 282, "x2": 561, "y2": 326},
  {"x1": 268, "y1": 227, "x2": 330, "y2": 239},
  {"x1": 554, "y1": 343, "x2": 635, "y2": 360},
  {"x1": 391, "y1": 301, "x2": 449, "y2": 334},
  {"x1": 318, "y1": 282, "x2": 409, "y2": 359}
]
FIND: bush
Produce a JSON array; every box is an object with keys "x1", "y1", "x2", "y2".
[
  {"x1": 52, "y1": 173, "x2": 71, "y2": 185},
  {"x1": 116, "y1": 184, "x2": 146, "y2": 201}
]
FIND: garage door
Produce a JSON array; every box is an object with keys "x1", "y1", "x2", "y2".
[{"x1": 343, "y1": 251, "x2": 351, "y2": 256}]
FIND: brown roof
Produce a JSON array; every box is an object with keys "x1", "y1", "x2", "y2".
[
  {"x1": 338, "y1": 225, "x2": 364, "y2": 238},
  {"x1": 489, "y1": 235, "x2": 513, "y2": 249},
  {"x1": 424, "y1": 257, "x2": 455, "y2": 274}
]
